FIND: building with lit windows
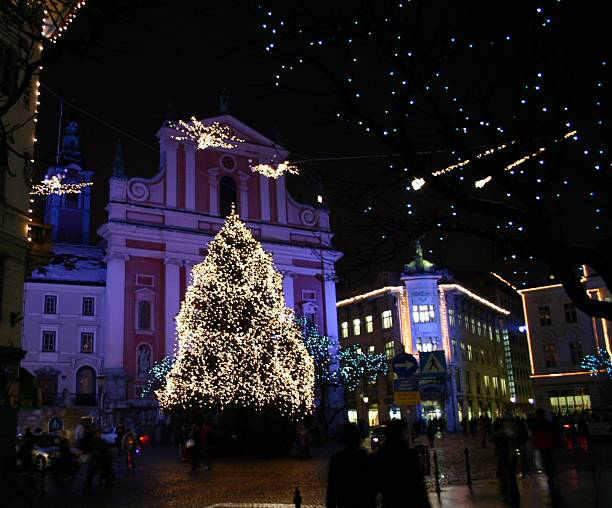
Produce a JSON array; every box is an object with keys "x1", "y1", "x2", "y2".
[
  {"x1": 336, "y1": 244, "x2": 512, "y2": 432},
  {"x1": 519, "y1": 269, "x2": 611, "y2": 415}
]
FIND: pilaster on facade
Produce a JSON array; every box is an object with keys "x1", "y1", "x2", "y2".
[
  {"x1": 238, "y1": 172, "x2": 250, "y2": 218},
  {"x1": 276, "y1": 175, "x2": 288, "y2": 223},
  {"x1": 260, "y1": 176, "x2": 271, "y2": 221},
  {"x1": 161, "y1": 139, "x2": 179, "y2": 207},
  {"x1": 184, "y1": 143, "x2": 197, "y2": 210},
  {"x1": 164, "y1": 258, "x2": 182, "y2": 358},
  {"x1": 104, "y1": 252, "x2": 130, "y2": 370}
]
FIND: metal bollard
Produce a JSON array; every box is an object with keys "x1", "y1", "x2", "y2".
[
  {"x1": 465, "y1": 446, "x2": 472, "y2": 486},
  {"x1": 293, "y1": 486, "x2": 302, "y2": 508},
  {"x1": 433, "y1": 450, "x2": 441, "y2": 494}
]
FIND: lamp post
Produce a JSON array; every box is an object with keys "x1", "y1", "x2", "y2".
[
  {"x1": 362, "y1": 395, "x2": 369, "y2": 435},
  {"x1": 96, "y1": 374, "x2": 106, "y2": 429}
]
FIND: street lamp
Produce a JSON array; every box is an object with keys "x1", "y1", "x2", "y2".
[
  {"x1": 96, "y1": 374, "x2": 106, "y2": 428},
  {"x1": 528, "y1": 398, "x2": 534, "y2": 405}
]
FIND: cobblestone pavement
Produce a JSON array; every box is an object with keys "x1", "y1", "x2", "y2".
[{"x1": 10, "y1": 435, "x2": 612, "y2": 508}]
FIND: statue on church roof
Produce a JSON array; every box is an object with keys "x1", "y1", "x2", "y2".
[
  {"x1": 112, "y1": 140, "x2": 127, "y2": 178},
  {"x1": 59, "y1": 120, "x2": 84, "y2": 166},
  {"x1": 403, "y1": 237, "x2": 436, "y2": 274}
]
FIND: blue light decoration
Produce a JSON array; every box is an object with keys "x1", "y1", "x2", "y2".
[
  {"x1": 141, "y1": 356, "x2": 175, "y2": 398},
  {"x1": 297, "y1": 318, "x2": 388, "y2": 392},
  {"x1": 580, "y1": 348, "x2": 612, "y2": 380}
]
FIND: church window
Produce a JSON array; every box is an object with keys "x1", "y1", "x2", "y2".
[
  {"x1": 220, "y1": 176, "x2": 237, "y2": 217},
  {"x1": 65, "y1": 192, "x2": 79, "y2": 209},
  {"x1": 138, "y1": 301, "x2": 152, "y2": 330}
]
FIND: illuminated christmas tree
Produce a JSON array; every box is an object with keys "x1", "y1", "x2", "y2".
[{"x1": 157, "y1": 209, "x2": 315, "y2": 420}]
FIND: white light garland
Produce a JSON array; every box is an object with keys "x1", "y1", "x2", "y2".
[
  {"x1": 30, "y1": 174, "x2": 92, "y2": 196},
  {"x1": 251, "y1": 160, "x2": 299, "y2": 179},
  {"x1": 169, "y1": 117, "x2": 244, "y2": 150}
]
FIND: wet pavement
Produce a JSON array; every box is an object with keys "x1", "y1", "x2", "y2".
[{"x1": 9, "y1": 434, "x2": 612, "y2": 508}]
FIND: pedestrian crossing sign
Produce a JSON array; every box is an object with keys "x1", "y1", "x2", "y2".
[{"x1": 419, "y1": 350, "x2": 447, "y2": 378}]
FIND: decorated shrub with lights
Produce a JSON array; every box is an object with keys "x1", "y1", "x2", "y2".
[{"x1": 157, "y1": 209, "x2": 315, "y2": 420}]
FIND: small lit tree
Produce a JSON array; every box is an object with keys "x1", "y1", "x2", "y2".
[
  {"x1": 581, "y1": 348, "x2": 612, "y2": 380},
  {"x1": 141, "y1": 356, "x2": 174, "y2": 399},
  {"x1": 157, "y1": 209, "x2": 315, "y2": 420}
]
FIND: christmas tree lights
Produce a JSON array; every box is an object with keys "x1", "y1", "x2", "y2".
[
  {"x1": 157, "y1": 209, "x2": 315, "y2": 419},
  {"x1": 169, "y1": 117, "x2": 244, "y2": 150}
]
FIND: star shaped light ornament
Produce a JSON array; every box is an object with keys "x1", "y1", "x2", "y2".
[{"x1": 170, "y1": 117, "x2": 244, "y2": 150}]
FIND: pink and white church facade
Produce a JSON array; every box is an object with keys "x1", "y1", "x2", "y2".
[{"x1": 98, "y1": 115, "x2": 342, "y2": 412}]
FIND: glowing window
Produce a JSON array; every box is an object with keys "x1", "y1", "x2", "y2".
[
  {"x1": 353, "y1": 318, "x2": 361, "y2": 336},
  {"x1": 365, "y1": 315, "x2": 374, "y2": 333},
  {"x1": 381, "y1": 310, "x2": 393, "y2": 329},
  {"x1": 340, "y1": 322, "x2": 349, "y2": 339}
]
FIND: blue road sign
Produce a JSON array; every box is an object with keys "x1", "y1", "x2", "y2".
[
  {"x1": 419, "y1": 351, "x2": 447, "y2": 378},
  {"x1": 392, "y1": 352, "x2": 418, "y2": 378},
  {"x1": 394, "y1": 378, "x2": 419, "y2": 392}
]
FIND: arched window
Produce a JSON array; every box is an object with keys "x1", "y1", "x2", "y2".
[
  {"x1": 64, "y1": 192, "x2": 79, "y2": 209},
  {"x1": 219, "y1": 176, "x2": 237, "y2": 217},
  {"x1": 75, "y1": 366, "x2": 96, "y2": 406},
  {"x1": 138, "y1": 300, "x2": 152, "y2": 330}
]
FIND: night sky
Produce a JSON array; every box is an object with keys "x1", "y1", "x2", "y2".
[{"x1": 34, "y1": 1, "x2": 611, "y2": 295}]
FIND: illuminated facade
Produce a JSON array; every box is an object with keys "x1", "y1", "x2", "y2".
[
  {"x1": 21, "y1": 115, "x2": 341, "y2": 426},
  {"x1": 99, "y1": 115, "x2": 341, "y2": 419},
  {"x1": 519, "y1": 273, "x2": 610, "y2": 415},
  {"x1": 337, "y1": 246, "x2": 512, "y2": 431}
]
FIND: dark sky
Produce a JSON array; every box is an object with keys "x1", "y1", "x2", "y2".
[{"x1": 34, "y1": 1, "x2": 609, "y2": 294}]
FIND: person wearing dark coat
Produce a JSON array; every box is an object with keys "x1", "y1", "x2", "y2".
[
  {"x1": 372, "y1": 420, "x2": 431, "y2": 508},
  {"x1": 326, "y1": 423, "x2": 376, "y2": 508}
]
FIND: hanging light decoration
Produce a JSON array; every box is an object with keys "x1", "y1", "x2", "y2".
[
  {"x1": 169, "y1": 117, "x2": 244, "y2": 150},
  {"x1": 30, "y1": 173, "x2": 92, "y2": 196}
]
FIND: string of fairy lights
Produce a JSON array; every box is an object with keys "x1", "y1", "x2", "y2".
[
  {"x1": 255, "y1": 1, "x2": 610, "y2": 288},
  {"x1": 25, "y1": 1, "x2": 88, "y2": 242}
]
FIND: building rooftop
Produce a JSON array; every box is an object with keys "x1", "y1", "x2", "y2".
[{"x1": 28, "y1": 244, "x2": 106, "y2": 285}]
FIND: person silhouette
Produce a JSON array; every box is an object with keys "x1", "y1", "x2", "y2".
[
  {"x1": 326, "y1": 423, "x2": 375, "y2": 508},
  {"x1": 372, "y1": 420, "x2": 431, "y2": 508}
]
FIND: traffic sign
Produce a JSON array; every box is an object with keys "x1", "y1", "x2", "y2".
[
  {"x1": 420, "y1": 351, "x2": 447, "y2": 378},
  {"x1": 392, "y1": 352, "x2": 418, "y2": 378},
  {"x1": 394, "y1": 378, "x2": 419, "y2": 392},
  {"x1": 394, "y1": 391, "x2": 420, "y2": 406}
]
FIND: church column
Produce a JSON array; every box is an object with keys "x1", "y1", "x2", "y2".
[
  {"x1": 238, "y1": 172, "x2": 250, "y2": 218},
  {"x1": 276, "y1": 175, "x2": 287, "y2": 223},
  {"x1": 164, "y1": 258, "x2": 182, "y2": 357},
  {"x1": 322, "y1": 271, "x2": 339, "y2": 340},
  {"x1": 185, "y1": 143, "x2": 196, "y2": 210},
  {"x1": 103, "y1": 252, "x2": 129, "y2": 401},
  {"x1": 259, "y1": 175, "x2": 271, "y2": 221},
  {"x1": 282, "y1": 270, "x2": 296, "y2": 310},
  {"x1": 162, "y1": 138, "x2": 179, "y2": 207},
  {"x1": 209, "y1": 168, "x2": 220, "y2": 215}
]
